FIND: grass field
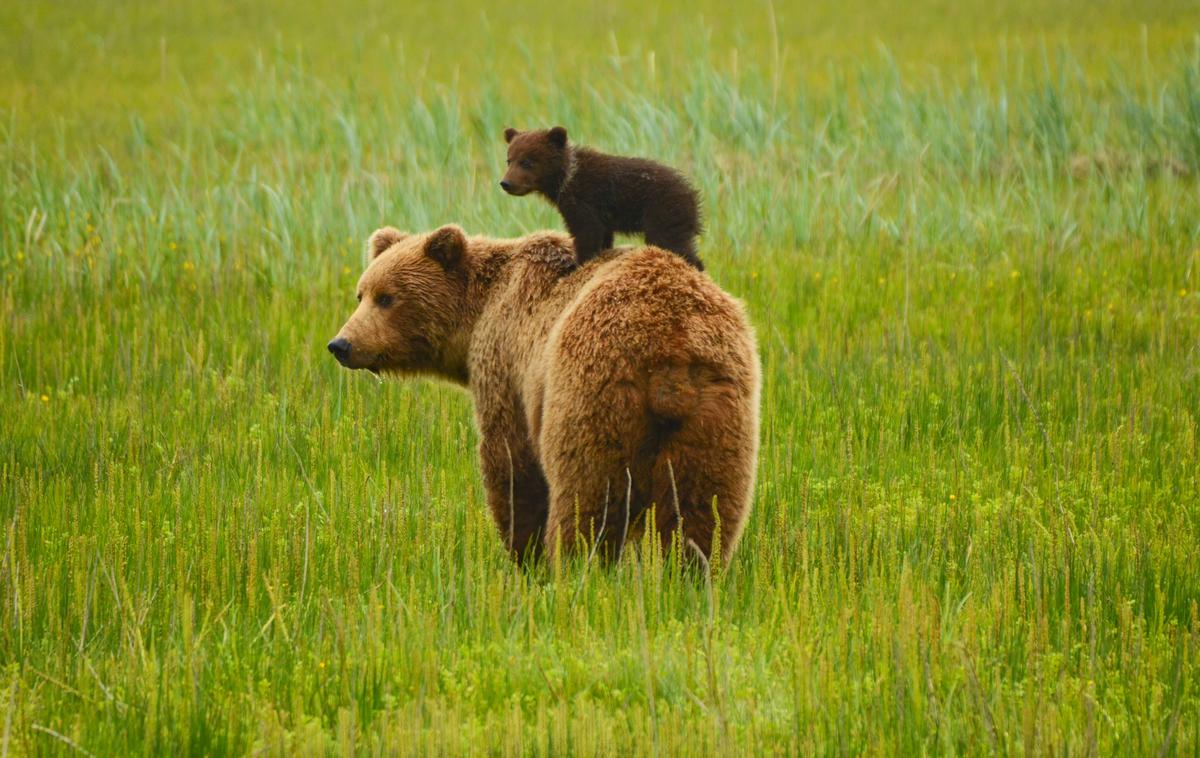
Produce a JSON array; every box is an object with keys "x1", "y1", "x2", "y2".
[{"x1": 3, "y1": 0, "x2": 1200, "y2": 754}]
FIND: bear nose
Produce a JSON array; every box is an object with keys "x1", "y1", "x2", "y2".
[
  {"x1": 327, "y1": 337, "x2": 352, "y2": 365},
  {"x1": 499, "y1": 180, "x2": 514, "y2": 192}
]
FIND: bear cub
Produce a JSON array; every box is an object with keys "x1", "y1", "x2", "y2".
[{"x1": 500, "y1": 126, "x2": 704, "y2": 270}]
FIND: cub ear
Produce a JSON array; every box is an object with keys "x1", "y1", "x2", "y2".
[
  {"x1": 547, "y1": 126, "x2": 568, "y2": 148},
  {"x1": 503, "y1": 127, "x2": 519, "y2": 144},
  {"x1": 368, "y1": 226, "x2": 407, "y2": 259},
  {"x1": 424, "y1": 224, "x2": 466, "y2": 271}
]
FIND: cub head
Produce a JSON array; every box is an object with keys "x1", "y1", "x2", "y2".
[
  {"x1": 500, "y1": 126, "x2": 569, "y2": 197},
  {"x1": 327, "y1": 224, "x2": 471, "y2": 382}
]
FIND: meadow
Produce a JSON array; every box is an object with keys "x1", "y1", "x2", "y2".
[{"x1": 2, "y1": 0, "x2": 1199, "y2": 753}]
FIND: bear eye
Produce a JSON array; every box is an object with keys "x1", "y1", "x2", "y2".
[
  {"x1": 519, "y1": 159, "x2": 533, "y2": 170},
  {"x1": 356, "y1": 292, "x2": 363, "y2": 303},
  {"x1": 375, "y1": 294, "x2": 394, "y2": 308}
]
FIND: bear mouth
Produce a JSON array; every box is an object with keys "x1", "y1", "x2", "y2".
[
  {"x1": 502, "y1": 184, "x2": 532, "y2": 197},
  {"x1": 366, "y1": 350, "x2": 390, "y2": 375}
]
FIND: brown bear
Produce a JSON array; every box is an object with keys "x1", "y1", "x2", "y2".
[
  {"x1": 328, "y1": 225, "x2": 759, "y2": 564},
  {"x1": 500, "y1": 126, "x2": 705, "y2": 271}
]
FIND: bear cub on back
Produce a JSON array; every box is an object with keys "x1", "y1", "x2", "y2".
[{"x1": 500, "y1": 126, "x2": 704, "y2": 270}]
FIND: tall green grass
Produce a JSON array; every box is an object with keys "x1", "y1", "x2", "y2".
[{"x1": 2, "y1": 0, "x2": 1199, "y2": 753}]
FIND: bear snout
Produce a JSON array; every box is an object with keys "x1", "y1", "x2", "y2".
[
  {"x1": 327, "y1": 337, "x2": 353, "y2": 366},
  {"x1": 500, "y1": 176, "x2": 533, "y2": 196}
]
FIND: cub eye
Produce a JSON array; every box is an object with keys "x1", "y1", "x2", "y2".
[
  {"x1": 519, "y1": 159, "x2": 533, "y2": 169},
  {"x1": 356, "y1": 292, "x2": 362, "y2": 303},
  {"x1": 375, "y1": 294, "x2": 394, "y2": 308}
]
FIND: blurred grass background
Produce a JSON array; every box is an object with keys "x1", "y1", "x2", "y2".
[
  {"x1": 3, "y1": 0, "x2": 1198, "y2": 144},
  {"x1": 2, "y1": 0, "x2": 1199, "y2": 754}
]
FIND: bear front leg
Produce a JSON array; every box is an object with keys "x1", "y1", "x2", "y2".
[
  {"x1": 478, "y1": 432, "x2": 550, "y2": 564},
  {"x1": 562, "y1": 207, "x2": 609, "y2": 265}
]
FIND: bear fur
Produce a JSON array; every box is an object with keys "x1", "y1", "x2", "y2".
[
  {"x1": 329, "y1": 226, "x2": 759, "y2": 564},
  {"x1": 500, "y1": 126, "x2": 705, "y2": 271}
]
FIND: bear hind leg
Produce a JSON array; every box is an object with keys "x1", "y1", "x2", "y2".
[
  {"x1": 645, "y1": 398, "x2": 755, "y2": 564},
  {"x1": 643, "y1": 228, "x2": 704, "y2": 271}
]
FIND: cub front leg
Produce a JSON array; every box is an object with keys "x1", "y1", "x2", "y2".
[{"x1": 562, "y1": 206, "x2": 610, "y2": 265}]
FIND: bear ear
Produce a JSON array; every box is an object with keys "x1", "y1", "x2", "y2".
[
  {"x1": 547, "y1": 126, "x2": 568, "y2": 148},
  {"x1": 424, "y1": 224, "x2": 466, "y2": 271},
  {"x1": 368, "y1": 227, "x2": 407, "y2": 259},
  {"x1": 503, "y1": 127, "x2": 519, "y2": 144}
]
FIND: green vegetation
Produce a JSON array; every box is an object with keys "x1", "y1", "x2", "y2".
[{"x1": 2, "y1": 0, "x2": 1199, "y2": 753}]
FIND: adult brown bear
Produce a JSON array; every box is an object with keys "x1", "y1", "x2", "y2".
[{"x1": 328, "y1": 226, "x2": 760, "y2": 564}]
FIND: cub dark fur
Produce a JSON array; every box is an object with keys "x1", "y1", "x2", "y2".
[{"x1": 500, "y1": 126, "x2": 704, "y2": 270}]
